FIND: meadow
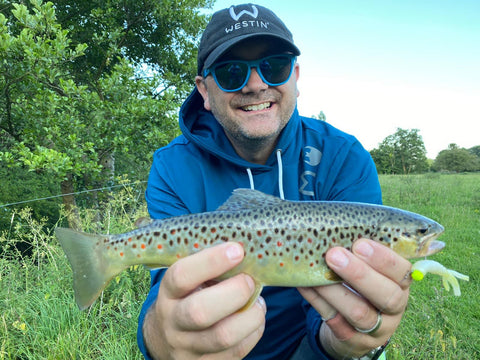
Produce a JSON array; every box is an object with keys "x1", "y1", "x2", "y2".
[{"x1": 1, "y1": 173, "x2": 478, "y2": 359}]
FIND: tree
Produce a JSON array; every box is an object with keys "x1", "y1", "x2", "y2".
[
  {"x1": 311, "y1": 111, "x2": 326, "y2": 121},
  {"x1": 468, "y1": 145, "x2": 480, "y2": 159},
  {"x1": 370, "y1": 128, "x2": 429, "y2": 174},
  {"x1": 432, "y1": 144, "x2": 480, "y2": 172},
  {"x1": 0, "y1": 0, "x2": 210, "y2": 229}
]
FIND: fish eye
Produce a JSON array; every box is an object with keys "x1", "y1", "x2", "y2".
[{"x1": 417, "y1": 228, "x2": 428, "y2": 235}]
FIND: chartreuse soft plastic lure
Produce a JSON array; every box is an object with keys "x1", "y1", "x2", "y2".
[{"x1": 411, "y1": 259, "x2": 469, "y2": 296}]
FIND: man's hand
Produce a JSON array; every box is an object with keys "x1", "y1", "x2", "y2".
[
  {"x1": 298, "y1": 238, "x2": 412, "y2": 359},
  {"x1": 142, "y1": 242, "x2": 266, "y2": 360}
]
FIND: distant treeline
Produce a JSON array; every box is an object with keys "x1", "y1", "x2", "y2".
[{"x1": 369, "y1": 128, "x2": 480, "y2": 175}]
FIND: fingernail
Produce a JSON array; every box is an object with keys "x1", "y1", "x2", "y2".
[
  {"x1": 245, "y1": 275, "x2": 255, "y2": 291},
  {"x1": 329, "y1": 250, "x2": 349, "y2": 268},
  {"x1": 355, "y1": 241, "x2": 373, "y2": 258},
  {"x1": 226, "y1": 244, "x2": 243, "y2": 261},
  {"x1": 256, "y1": 296, "x2": 267, "y2": 313}
]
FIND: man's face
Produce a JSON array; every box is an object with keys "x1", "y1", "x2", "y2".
[{"x1": 196, "y1": 38, "x2": 300, "y2": 156}]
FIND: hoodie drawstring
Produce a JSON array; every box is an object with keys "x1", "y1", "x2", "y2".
[
  {"x1": 245, "y1": 149, "x2": 285, "y2": 200},
  {"x1": 246, "y1": 168, "x2": 255, "y2": 190},
  {"x1": 276, "y1": 149, "x2": 285, "y2": 200}
]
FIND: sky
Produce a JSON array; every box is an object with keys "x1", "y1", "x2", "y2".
[{"x1": 209, "y1": 0, "x2": 480, "y2": 158}]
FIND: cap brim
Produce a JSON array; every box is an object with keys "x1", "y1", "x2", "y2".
[{"x1": 202, "y1": 33, "x2": 301, "y2": 72}]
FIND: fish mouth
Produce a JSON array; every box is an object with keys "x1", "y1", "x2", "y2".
[{"x1": 417, "y1": 231, "x2": 445, "y2": 257}]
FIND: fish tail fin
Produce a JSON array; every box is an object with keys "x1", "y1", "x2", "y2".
[{"x1": 55, "y1": 227, "x2": 124, "y2": 310}]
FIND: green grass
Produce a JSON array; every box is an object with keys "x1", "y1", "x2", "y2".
[
  {"x1": 380, "y1": 173, "x2": 480, "y2": 360},
  {"x1": 1, "y1": 174, "x2": 478, "y2": 359},
  {"x1": 0, "y1": 182, "x2": 150, "y2": 359}
]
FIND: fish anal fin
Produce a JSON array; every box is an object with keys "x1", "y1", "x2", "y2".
[
  {"x1": 238, "y1": 281, "x2": 264, "y2": 312},
  {"x1": 144, "y1": 264, "x2": 168, "y2": 270}
]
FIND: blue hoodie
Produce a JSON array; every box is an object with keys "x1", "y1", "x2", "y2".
[{"x1": 137, "y1": 88, "x2": 382, "y2": 359}]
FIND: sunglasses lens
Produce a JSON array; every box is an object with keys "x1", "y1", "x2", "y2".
[
  {"x1": 260, "y1": 56, "x2": 293, "y2": 85},
  {"x1": 209, "y1": 55, "x2": 294, "y2": 91},
  {"x1": 214, "y1": 62, "x2": 249, "y2": 91}
]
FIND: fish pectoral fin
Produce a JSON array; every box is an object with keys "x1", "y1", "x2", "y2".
[
  {"x1": 325, "y1": 269, "x2": 342, "y2": 282},
  {"x1": 238, "y1": 281, "x2": 263, "y2": 312}
]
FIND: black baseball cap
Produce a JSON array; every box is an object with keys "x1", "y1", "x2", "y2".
[{"x1": 197, "y1": 3, "x2": 301, "y2": 75}]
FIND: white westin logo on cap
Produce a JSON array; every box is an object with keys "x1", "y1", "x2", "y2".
[
  {"x1": 225, "y1": 5, "x2": 269, "y2": 33},
  {"x1": 229, "y1": 5, "x2": 259, "y2": 21}
]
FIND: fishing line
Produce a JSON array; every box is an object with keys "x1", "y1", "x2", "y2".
[{"x1": 0, "y1": 181, "x2": 148, "y2": 208}]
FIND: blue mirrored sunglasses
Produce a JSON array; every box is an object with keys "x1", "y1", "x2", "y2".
[{"x1": 203, "y1": 54, "x2": 296, "y2": 92}]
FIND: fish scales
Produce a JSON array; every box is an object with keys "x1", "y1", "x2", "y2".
[{"x1": 56, "y1": 189, "x2": 445, "y2": 310}]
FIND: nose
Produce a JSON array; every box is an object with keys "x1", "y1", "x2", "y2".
[{"x1": 241, "y1": 67, "x2": 268, "y2": 93}]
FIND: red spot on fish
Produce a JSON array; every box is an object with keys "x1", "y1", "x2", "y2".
[
  {"x1": 277, "y1": 241, "x2": 283, "y2": 247},
  {"x1": 211, "y1": 228, "x2": 217, "y2": 233},
  {"x1": 308, "y1": 238, "x2": 313, "y2": 244},
  {"x1": 170, "y1": 229, "x2": 176, "y2": 235},
  {"x1": 258, "y1": 254, "x2": 263, "y2": 259},
  {"x1": 119, "y1": 252, "x2": 124, "y2": 257},
  {"x1": 280, "y1": 262, "x2": 284, "y2": 267},
  {"x1": 310, "y1": 262, "x2": 314, "y2": 267},
  {"x1": 194, "y1": 243, "x2": 199, "y2": 249},
  {"x1": 257, "y1": 230, "x2": 263, "y2": 237},
  {"x1": 141, "y1": 244, "x2": 146, "y2": 249},
  {"x1": 295, "y1": 255, "x2": 299, "y2": 261},
  {"x1": 176, "y1": 254, "x2": 181, "y2": 259},
  {"x1": 157, "y1": 244, "x2": 163, "y2": 250},
  {"x1": 128, "y1": 237, "x2": 132, "y2": 242}
]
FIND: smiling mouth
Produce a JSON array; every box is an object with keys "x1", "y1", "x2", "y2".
[{"x1": 241, "y1": 102, "x2": 272, "y2": 111}]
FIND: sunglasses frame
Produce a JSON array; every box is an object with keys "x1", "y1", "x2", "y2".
[{"x1": 203, "y1": 54, "x2": 297, "y2": 92}]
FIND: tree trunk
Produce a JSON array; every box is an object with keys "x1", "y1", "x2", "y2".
[{"x1": 61, "y1": 174, "x2": 82, "y2": 231}]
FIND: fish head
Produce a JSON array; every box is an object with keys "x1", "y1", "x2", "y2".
[{"x1": 377, "y1": 210, "x2": 445, "y2": 259}]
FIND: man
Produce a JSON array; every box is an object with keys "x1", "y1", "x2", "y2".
[{"x1": 138, "y1": 4, "x2": 412, "y2": 359}]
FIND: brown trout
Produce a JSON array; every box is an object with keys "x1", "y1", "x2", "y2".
[{"x1": 56, "y1": 189, "x2": 445, "y2": 310}]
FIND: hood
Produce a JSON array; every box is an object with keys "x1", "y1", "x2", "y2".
[{"x1": 179, "y1": 87, "x2": 302, "y2": 172}]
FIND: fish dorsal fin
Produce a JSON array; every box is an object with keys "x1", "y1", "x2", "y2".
[
  {"x1": 217, "y1": 189, "x2": 284, "y2": 211},
  {"x1": 134, "y1": 217, "x2": 152, "y2": 228}
]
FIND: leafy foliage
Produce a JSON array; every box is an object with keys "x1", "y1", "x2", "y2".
[
  {"x1": 370, "y1": 128, "x2": 429, "y2": 174},
  {"x1": 432, "y1": 144, "x2": 480, "y2": 173},
  {"x1": 0, "y1": 0, "x2": 211, "y2": 228}
]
